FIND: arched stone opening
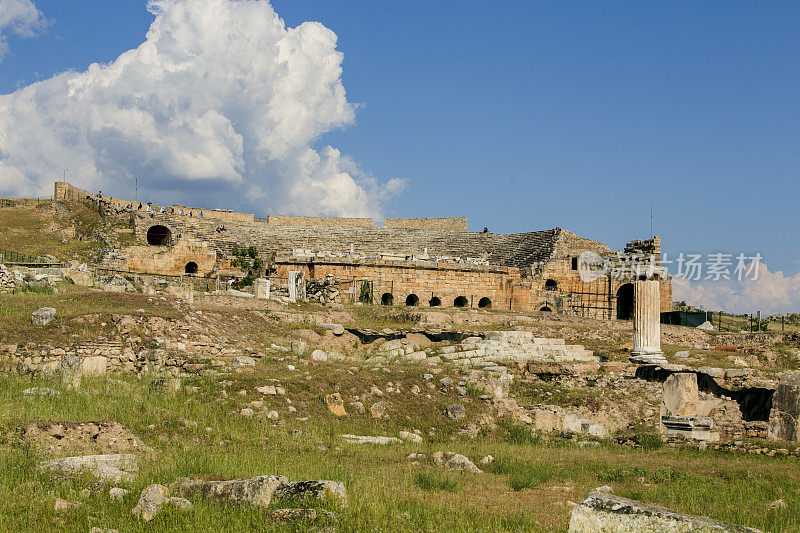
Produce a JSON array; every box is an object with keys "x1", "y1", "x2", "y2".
[
  {"x1": 405, "y1": 294, "x2": 419, "y2": 306},
  {"x1": 429, "y1": 296, "x2": 442, "y2": 307},
  {"x1": 545, "y1": 279, "x2": 558, "y2": 291},
  {"x1": 381, "y1": 293, "x2": 394, "y2": 306},
  {"x1": 185, "y1": 261, "x2": 198, "y2": 274},
  {"x1": 146, "y1": 225, "x2": 171, "y2": 246},
  {"x1": 539, "y1": 306, "x2": 552, "y2": 312},
  {"x1": 478, "y1": 297, "x2": 492, "y2": 309},
  {"x1": 617, "y1": 283, "x2": 635, "y2": 320},
  {"x1": 454, "y1": 296, "x2": 469, "y2": 308}
]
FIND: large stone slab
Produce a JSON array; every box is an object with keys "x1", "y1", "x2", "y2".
[
  {"x1": 662, "y1": 372, "x2": 699, "y2": 417},
  {"x1": 131, "y1": 484, "x2": 170, "y2": 522},
  {"x1": 168, "y1": 476, "x2": 346, "y2": 508},
  {"x1": 288, "y1": 271, "x2": 305, "y2": 301},
  {"x1": 253, "y1": 278, "x2": 271, "y2": 299},
  {"x1": 339, "y1": 434, "x2": 402, "y2": 445},
  {"x1": 80, "y1": 356, "x2": 108, "y2": 376},
  {"x1": 38, "y1": 453, "x2": 137, "y2": 483},
  {"x1": 569, "y1": 492, "x2": 761, "y2": 532},
  {"x1": 169, "y1": 475, "x2": 288, "y2": 507},
  {"x1": 31, "y1": 307, "x2": 56, "y2": 326},
  {"x1": 768, "y1": 371, "x2": 800, "y2": 442}
]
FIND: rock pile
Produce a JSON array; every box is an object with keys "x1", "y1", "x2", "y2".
[
  {"x1": 306, "y1": 275, "x2": 340, "y2": 303},
  {"x1": 12, "y1": 420, "x2": 146, "y2": 456},
  {"x1": 0, "y1": 264, "x2": 14, "y2": 293}
]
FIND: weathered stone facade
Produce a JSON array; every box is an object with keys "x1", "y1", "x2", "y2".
[
  {"x1": 56, "y1": 182, "x2": 672, "y2": 316},
  {"x1": 265, "y1": 214, "x2": 374, "y2": 228},
  {"x1": 384, "y1": 217, "x2": 468, "y2": 232}
]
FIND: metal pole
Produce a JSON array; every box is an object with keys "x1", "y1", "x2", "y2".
[{"x1": 757, "y1": 311, "x2": 761, "y2": 332}]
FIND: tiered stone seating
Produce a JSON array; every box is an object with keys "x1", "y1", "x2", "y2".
[{"x1": 135, "y1": 213, "x2": 560, "y2": 268}]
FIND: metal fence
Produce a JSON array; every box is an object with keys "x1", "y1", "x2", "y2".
[
  {"x1": 93, "y1": 266, "x2": 231, "y2": 293},
  {"x1": 0, "y1": 249, "x2": 65, "y2": 267}
]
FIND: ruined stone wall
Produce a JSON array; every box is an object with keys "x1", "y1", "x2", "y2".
[
  {"x1": 265, "y1": 215, "x2": 374, "y2": 228},
  {"x1": 1, "y1": 338, "x2": 235, "y2": 377},
  {"x1": 208, "y1": 210, "x2": 255, "y2": 222},
  {"x1": 170, "y1": 205, "x2": 254, "y2": 222},
  {"x1": 384, "y1": 217, "x2": 468, "y2": 232},
  {"x1": 660, "y1": 280, "x2": 673, "y2": 313},
  {"x1": 54, "y1": 182, "x2": 86, "y2": 202},
  {"x1": 552, "y1": 230, "x2": 612, "y2": 258},
  {"x1": 111, "y1": 238, "x2": 218, "y2": 277},
  {"x1": 55, "y1": 182, "x2": 255, "y2": 222},
  {"x1": 55, "y1": 182, "x2": 137, "y2": 211},
  {"x1": 274, "y1": 258, "x2": 518, "y2": 309}
]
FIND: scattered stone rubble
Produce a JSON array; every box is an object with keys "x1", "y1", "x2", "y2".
[
  {"x1": 10, "y1": 420, "x2": 146, "y2": 456},
  {"x1": 432, "y1": 451, "x2": 482, "y2": 474}
]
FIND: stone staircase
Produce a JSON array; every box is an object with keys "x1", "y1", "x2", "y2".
[{"x1": 445, "y1": 331, "x2": 596, "y2": 366}]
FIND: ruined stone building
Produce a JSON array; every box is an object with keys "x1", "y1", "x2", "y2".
[{"x1": 55, "y1": 182, "x2": 672, "y2": 317}]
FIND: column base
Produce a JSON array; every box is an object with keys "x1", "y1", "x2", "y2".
[{"x1": 629, "y1": 349, "x2": 668, "y2": 365}]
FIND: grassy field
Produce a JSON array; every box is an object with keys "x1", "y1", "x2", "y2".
[
  {"x1": 0, "y1": 284, "x2": 181, "y2": 345},
  {"x1": 1, "y1": 361, "x2": 799, "y2": 532},
  {"x1": 0, "y1": 203, "x2": 137, "y2": 262}
]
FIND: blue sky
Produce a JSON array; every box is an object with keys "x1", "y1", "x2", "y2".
[{"x1": 1, "y1": 1, "x2": 799, "y2": 312}]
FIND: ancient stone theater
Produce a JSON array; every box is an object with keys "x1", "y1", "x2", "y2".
[{"x1": 55, "y1": 181, "x2": 671, "y2": 318}]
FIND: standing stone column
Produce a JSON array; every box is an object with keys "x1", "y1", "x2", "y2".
[
  {"x1": 288, "y1": 271, "x2": 305, "y2": 302},
  {"x1": 630, "y1": 280, "x2": 667, "y2": 364}
]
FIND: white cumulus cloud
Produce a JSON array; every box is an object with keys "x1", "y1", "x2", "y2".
[
  {"x1": 0, "y1": 0, "x2": 404, "y2": 217},
  {"x1": 672, "y1": 262, "x2": 800, "y2": 315},
  {"x1": 0, "y1": 0, "x2": 48, "y2": 61}
]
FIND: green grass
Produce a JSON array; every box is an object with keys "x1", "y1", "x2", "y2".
[
  {"x1": 413, "y1": 472, "x2": 460, "y2": 492},
  {"x1": 0, "y1": 284, "x2": 180, "y2": 344},
  {"x1": 0, "y1": 204, "x2": 103, "y2": 261},
  {"x1": 1, "y1": 367, "x2": 800, "y2": 531}
]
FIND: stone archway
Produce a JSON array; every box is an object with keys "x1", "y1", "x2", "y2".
[
  {"x1": 185, "y1": 261, "x2": 198, "y2": 274},
  {"x1": 545, "y1": 279, "x2": 558, "y2": 291},
  {"x1": 454, "y1": 296, "x2": 469, "y2": 308},
  {"x1": 146, "y1": 225, "x2": 171, "y2": 245},
  {"x1": 478, "y1": 297, "x2": 492, "y2": 308},
  {"x1": 405, "y1": 294, "x2": 419, "y2": 306},
  {"x1": 429, "y1": 296, "x2": 441, "y2": 307},
  {"x1": 617, "y1": 283, "x2": 634, "y2": 320},
  {"x1": 381, "y1": 293, "x2": 394, "y2": 306}
]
